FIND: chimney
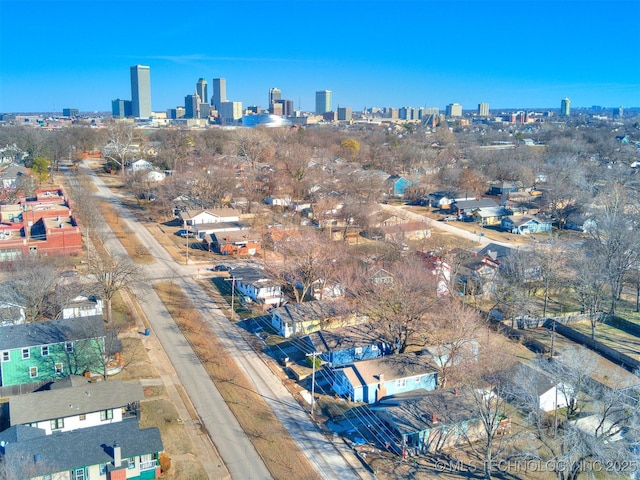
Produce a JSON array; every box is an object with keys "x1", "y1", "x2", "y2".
[
  {"x1": 113, "y1": 441, "x2": 121, "y2": 467},
  {"x1": 431, "y1": 412, "x2": 439, "y2": 424}
]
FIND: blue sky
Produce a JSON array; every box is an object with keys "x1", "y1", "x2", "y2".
[{"x1": 1, "y1": 0, "x2": 639, "y2": 113}]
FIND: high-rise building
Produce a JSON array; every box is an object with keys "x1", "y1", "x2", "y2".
[
  {"x1": 337, "y1": 107, "x2": 352, "y2": 121},
  {"x1": 269, "y1": 87, "x2": 281, "y2": 107},
  {"x1": 446, "y1": 103, "x2": 462, "y2": 117},
  {"x1": 561, "y1": 97, "x2": 571, "y2": 116},
  {"x1": 111, "y1": 99, "x2": 132, "y2": 118},
  {"x1": 613, "y1": 106, "x2": 624, "y2": 118},
  {"x1": 478, "y1": 102, "x2": 489, "y2": 117},
  {"x1": 219, "y1": 101, "x2": 242, "y2": 125},
  {"x1": 274, "y1": 99, "x2": 294, "y2": 116},
  {"x1": 130, "y1": 65, "x2": 152, "y2": 118},
  {"x1": 196, "y1": 78, "x2": 208, "y2": 108},
  {"x1": 185, "y1": 93, "x2": 201, "y2": 119},
  {"x1": 62, "y1": 108, "x2": 79, "y2": 117},
  {"x1": 212, "y1": 78, "x2": 227, "y2": 111},
  {"x1": 315, "y1": 90, "x2": 331, "y2": 115}
]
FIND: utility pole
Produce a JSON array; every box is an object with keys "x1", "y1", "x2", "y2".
[
  {"x1": 225, "y1": 275, "x2": 242, "y2": 321},
  {"x1": 306, "y1": 352, "x2": 320, "y2": 417}
]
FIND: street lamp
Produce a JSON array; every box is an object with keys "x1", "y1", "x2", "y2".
[{"x1": 305, "y1": 351, "x2": 321, "y2": 418}]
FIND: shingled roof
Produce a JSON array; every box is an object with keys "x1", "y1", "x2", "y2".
[
  {"x1": 0, "y1": 315, "x2": 106, "y2": 351},
  {"x1": 0, "y1": 421, "x2": 162, "y2": 477},
  {"x1": 10, "y1": 379, "x2": 143, "y2": 426}
]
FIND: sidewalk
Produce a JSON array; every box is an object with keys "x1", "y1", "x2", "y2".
[{"x1": 120, "y1": 289, "x2": 230, "y2": 480}]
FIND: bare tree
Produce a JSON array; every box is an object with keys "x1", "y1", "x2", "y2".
[
  {"x1": 358, "y1": 255, "x2": 438, "y2": 353},
  {"x1": 86, "y1": 253, "x2": 141, "y2": 323},
  {"x1": 1, "y1": 256, "x2": 60, "y2": 322},
  {"x1": 585, "y1": 184, "x2": 640, "y2": 314},
  {"x1": 514, "y1": 347, "x2": 640, "y2": 480},
  {"x1": 569, "y1": 250, "x2": 609, "y2": 338},
  {"x1": 104, "y1": 121, "x2": 136, "y2": 176}
]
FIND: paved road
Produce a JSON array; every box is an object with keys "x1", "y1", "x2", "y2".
[
  {"x1": 75, "y1": 164, "x2": 372, "y2": 480},
  {"x1": 380, "y1": 203, "x2": 531, "y2": 250}
]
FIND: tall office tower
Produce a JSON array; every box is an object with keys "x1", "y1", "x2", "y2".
[
  {"x1": 130, "y1": 65, "x2": 152, "y2": 118},
  {"x1": 561, "y1": 97, "x2": 571, "y2": 116},
  {"x1": 269, "y1": 87, "x2": 281, "y2": 107},
  {"x1": 219, "y1": 101, "x2": 242, "y2": 125},
  {"x1": 185, "y1": 93, "x2": 201, "y2": 119},
  {"x1": 62, "y1": 108, "x2": 79, "y2": 117},
  {"x1": 111, "y1": 99, "x2": 132, "y2": 118},
  {"x1": 445, "y1": 103, "x2": 462, "y2": 117},
  {"x1": 212, "y1": 78, "x2": 227, "y2": 111},
  {"x1": 196, "y1": 78, "x2": 208, "y2": 108},
  {"x1": 315, "y1": 90, "x2": 331, "y2": 115},
  {"x1": 613, "y1": 106, "x2": 624, "y2": 118},
  {"x1": 274, "y1": 99, "x2": 294, "y2": 116},
  {"x1": 478, "y1": 102, "x2": 489, "y2": 117},
  {"x1": 337, "y1": 107, "x2": 352, "y2": 121}
]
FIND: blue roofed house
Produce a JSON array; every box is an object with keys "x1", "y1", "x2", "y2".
[
  {"x1": 302, "y1": 324, "x2": 394, "y2": 367},
  {"x1": 501, "y1": 215, "x2": 552, "y2": 234},
  {"x1": 332, "y1": 353, "x2": 438, "y2": 404},
  {"x1": 385, "y1": 175, "x2": 419, "y2": 198}
]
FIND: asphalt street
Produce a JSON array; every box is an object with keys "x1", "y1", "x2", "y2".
[{"x1": 74, "y1": 163, "x2": 373, "y2": 480}]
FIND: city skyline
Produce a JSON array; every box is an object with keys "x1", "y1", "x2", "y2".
[{"x1": 1, "y1": 0, "x2": 639, "y2": 113}]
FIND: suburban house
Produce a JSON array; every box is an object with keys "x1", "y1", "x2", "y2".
[
  {"x1": 229, "y1": 266, "x2": 286, "y2": 306},
  {"x1": 380, "y1": 222, "x2": 432, "y2": 243},
  {"x1": 9, "y1": 377, "x2": 143, "y2": 433},
  {"x1": 332, "y1": 353, "x2": 438, "y2": 404},
  {"x1": 62, "y1": 295, "x2": 104, "y2": 319},
  {"x1": 207, "y1": 230, "x2": 262, "y2": 256},
  {"x1": 302, "y1": 324, "x2": 394, "y2": 367},
  {"x1": 0, "y1": 300, "x2": 25, "y2": 326},
  {"x1": 504, "y1": 362, "x2": 574, "y2": 412},
  {"x1": 145, "y1": 170, "x2": 165, "y2": 182},
  {"x1": 1, "y1": 164, "x2": 29, "y2": 189},
  {"x1": 270, "y1": 300, "x2": 357, "y2": 338},
  {"x1": 501, "y1": 215, "x2": 552, "y2": 234},
  {"x1": 0, "y1": 315, "x2": 107, "y2": 388},
  {"x1": 451, "y1": 198, "x2": 499, "y2": 217},
  {"x1": 0, "y1": 420, "x2": 163, "y2": 480},
  {"x1": 179, "y1": 208, "x2": 241, "y2": 227},
  {"x1": 384, "y1": 175, "x2": 419, "y2": 198},
  {"x1": 471, "y1": 206, "x2": 509, "y2": 226},
  {"x1": 372, "y1": 389, "x2": 509, "y2": 454},
  {"x1": 487, "y1": 180, "x2": 523, "y2": 197},
  {"x1": 128, "y1": 159, "x2": 153, "y2": 172},
  {"x1": 427, "y1": 191, "x2": 472, "y2": 209},
  {"x1": 369, "y1": 268, "x2": 394, "y2": 286}
]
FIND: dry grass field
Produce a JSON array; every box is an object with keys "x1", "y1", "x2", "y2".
[{"x1": 154, "y1": 280, "x2": 321, "y2": 480}]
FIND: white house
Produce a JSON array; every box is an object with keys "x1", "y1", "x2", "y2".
[
  {"x1": 62, "y1": 295, "x2": 104, "y2": 319},
  {"x1": 180, "y1": 208, "x2": 241, "y2": 226},
  {"x1": 230, "y1": 266, "x2": 286, "y2": 306},
  {"x1": 146, "y1": 170, "x2": 166, "y2": 182},
  {"x1": 509, "y1": 363, "x2": 574, "y2": 412},
  {"x1": 9, "y1": 378, "x2": 144, "y2": 434},
  {"x1": 129, "y1": 159, "x2": 153, "y2": 172}
]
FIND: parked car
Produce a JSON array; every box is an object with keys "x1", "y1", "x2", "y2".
[
  {"x1": 176, "y1": 229, "x2": 195, "y2": 238},
  {"x1": 441, "y1": 215, "x2": 457, "y2": 222},
  {"x1": 214, "y1": 264, "x2": 231, "y2": 271}
]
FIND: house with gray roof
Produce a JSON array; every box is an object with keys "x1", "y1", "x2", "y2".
[
  {"x1": 230, "y1": 266, "x2": 286, "y2": 306},
  {"x1": 0, "y1": 420, "x2": 163, "y2": 479},
  {"x1": 0, "y1": 315, "x2": 107, "y2": 388},
  {"x1": 332, "y1": 353, "x2": 438, "y2": 404},
  {"x1": 372, "y1": 388, "x2": 508, "y2": 454},
  {"x1": 270, "y1": 300, "x2": 358, "y2": 338},
  {"x1": 10, "y1": 378, "x2": 143, "y2": 434}
]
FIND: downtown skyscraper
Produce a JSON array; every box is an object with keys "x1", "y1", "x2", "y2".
[
  {"x1": 315, "y1": 90, "x2": 331, "y2": 115},
  {"x1": 212, "y1": 78, "x2": 227, "y2": 111},
  {"x1": 130, "y1": 65, "x2": 152, "y2": 118}
]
